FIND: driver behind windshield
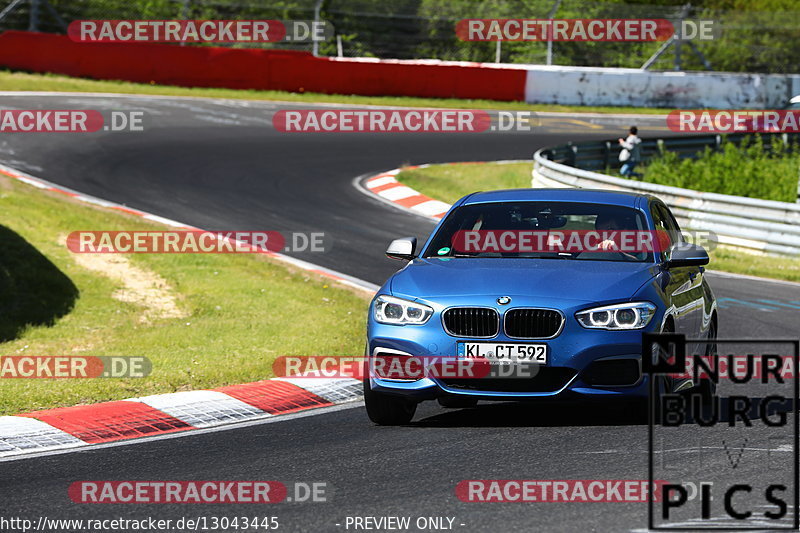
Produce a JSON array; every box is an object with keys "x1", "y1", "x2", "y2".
[
  {"x1": 592, "y1": 212, "x2": 644, "y2": 261},
  {"x1": 424, "y1": 201, "x2": 650, "y2": 262}
]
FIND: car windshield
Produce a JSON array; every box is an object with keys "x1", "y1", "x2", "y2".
[{"x1": 423, "y1": 201, "x2": 653, "y2": 262}]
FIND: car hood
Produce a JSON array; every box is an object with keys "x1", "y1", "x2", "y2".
[{"x1": 389, "y1": 257, "x2": 658, "y2": 304}]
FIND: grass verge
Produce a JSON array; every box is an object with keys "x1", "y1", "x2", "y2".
[
  {"x1": 0, "y1": 175, "x2": 368, "y2": 415},
  {"x1": 706, "y1": 247, "x2": 800, "y2": 283},
  {"x1": 0, "y1": 69, "x2": 670, "y2": 115},
  {"x1": 398, "y1": 162, "x2": 533, "y2": 205},
  {"x1": 396, "y1": 162, "x2": 800, "y2": 283}
]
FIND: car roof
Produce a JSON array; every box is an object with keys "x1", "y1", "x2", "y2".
[{"x1": 459, "y1": 188, "x2": 650, "y2": 208}]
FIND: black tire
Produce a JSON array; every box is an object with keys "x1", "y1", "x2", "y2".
[
  {"x1": 437, "y1": 395, "x2": 479, "y2": 409},
  {"x1": 628, "y1": 373, "x2": 668, "y2": 423},
  {"x1": 649, "y1": 373, "x2": 668, "y2": 424},
  {"x1": 696, "y1": 319, "x2": 718, "y2": 401},
  {"x1": 363, "y1": 378, "x2": 417, "y2": 425},
  {"x1": 637, "y1": 323, "x2": 674, "y2": 423},
  {"x1": 679, "y1": 319, "x2": 717, "y2": 418}
]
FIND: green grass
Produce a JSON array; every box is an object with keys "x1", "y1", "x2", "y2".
[
  {"x1": 397, "y1": 161, "x2": 800, "y2": 283},
  {"x1": 0, "y1": 70, "x2": 671, "y2": 114},
  {"x1": 0, "y1": 177, "x2": 368, "y2": 415},
  {"x1": 708, "y1": 247, "x2": 800, "y2": 283},
  {"x1": 397, "y1": 162, "x2": 533, "y2": 204}
]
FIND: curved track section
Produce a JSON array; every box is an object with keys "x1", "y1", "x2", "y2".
[{"x1": 1, "y1": 94, "x2": 798, "y2": 532}]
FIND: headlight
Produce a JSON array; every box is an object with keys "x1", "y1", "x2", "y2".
[
  {"x1": 576, "y1": 302, "x2": 656, "y2": 330},
  {"x1": 374, "y1": 295, "x2": 433, "y2": 325}
]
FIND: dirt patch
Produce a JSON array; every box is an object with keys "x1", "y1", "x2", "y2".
[{"x1": 64, "y1": 237, "x2": 187, "y2": 322}]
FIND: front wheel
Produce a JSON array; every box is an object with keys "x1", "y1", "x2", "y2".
[
  {"x1": 683, "y1": 319, "x2": 717, "y2": 405},
  {"x1": 364, "y1": 379, "x2": 417, "y2": 425},
  {"x1": 628, "y1": 374, "x2": 668, "y2": 424},
  {"x1": 634, "y1": 324, "x2": 674, "y2": 423}
]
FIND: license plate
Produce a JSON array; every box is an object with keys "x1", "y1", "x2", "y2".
[{"x1": 459, "y1": 342, "x2": 547, "y2": 364}]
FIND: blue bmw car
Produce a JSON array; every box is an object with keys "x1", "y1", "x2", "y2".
[{"x1": 365, "y1": 188, "x2": 717, "y2": 425}]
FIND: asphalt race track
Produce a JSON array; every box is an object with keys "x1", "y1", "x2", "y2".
[{"x1": 2, "y1": 94, "x2": 799, "y2": 532}]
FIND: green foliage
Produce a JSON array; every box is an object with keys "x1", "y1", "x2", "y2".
[
  {"x1": 642, "y1": 135, "x2": 800, "y2": 202},
  {"x1": 21, "y1": 0, "x2": 800, "y2": 71},
  {"x1": 416, "y1": 0, "x2": 667, "y2": 66}
]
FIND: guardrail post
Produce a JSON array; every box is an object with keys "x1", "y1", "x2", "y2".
[
  {"x1": 546, "y1": 0, "x2": 562, "y2": 65},
  {"x1": 603, "y1": 141, "x2": 611, "y2": 171},
  {"x1": 178, "y1": 0, "x2": 192, "y2": 46},
  {"x1": 567, "y1": 142, "x2": 577, "y2": 167},
  {"x1": 27, "y1": 0, "x2": 40, "y2": 31},
  {"x1": 797, "y1": 166, "x2": 800, "y2": 204},
  {"x1": 313, "y1": 0, "x2": 324, "y2": 57}
]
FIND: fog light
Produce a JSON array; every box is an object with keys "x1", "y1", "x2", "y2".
[{"x1": 584, "y1": 359, "x2": 640, "y2": 386}]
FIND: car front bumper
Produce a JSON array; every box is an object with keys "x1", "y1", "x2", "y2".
[{"x1": 367, "y1": 310, "x2": 663, "y2": 401}]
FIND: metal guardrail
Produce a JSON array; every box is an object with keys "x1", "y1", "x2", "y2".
[{"x1": 532, "y1": 133, "x2": 800, "y2": 256}]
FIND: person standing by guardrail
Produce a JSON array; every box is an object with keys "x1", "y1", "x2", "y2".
[{"x1": 618, "y1": 126, "x2": 642, "y2": 178}]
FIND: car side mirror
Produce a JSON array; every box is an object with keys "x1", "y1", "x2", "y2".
[
  {"x1": 386, "y1": 237, "x2": 417, "y2": 261},
  {"x1": 665, "y1": 242, "x2": 709, "y2": 268}
]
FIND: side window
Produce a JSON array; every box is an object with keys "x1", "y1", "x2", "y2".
[
  {"x1": 651, "y1": 203, "x2": 682, "y2": 257},
  {"x1": 659, "y1": 204, "x2": 684, "y2": 244},
  {"x1": 650, "y1": 203, "x2": 669, "y2": 239}
]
